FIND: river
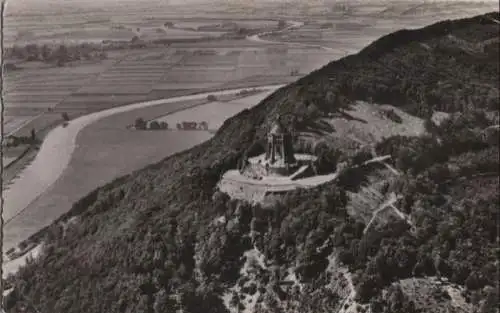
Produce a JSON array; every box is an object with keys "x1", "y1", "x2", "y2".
[{"x1": 2, "y1": 85, "x2": 285, "y2": 254}]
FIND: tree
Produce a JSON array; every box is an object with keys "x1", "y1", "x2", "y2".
[
  {"x1": 478, "y1": 286, "x2": 498, "y2": 313},
  {"x1": 135, "y1": 118, "x2": 147, "y2": 130},
  {"x1": 387, "y1": 285, "x2": 405, "y2": 312},
  {"x1": 131, "y1": 35, "x2": 140, "y2": 44},
  {"x1": 355, "y1": 274, "x2": 383, "y2": 303},
  {"x1": 30, "y1": 128, "x2": 36, "y2": 141},
  {"x1": 150, "y1": 121, "x2": 161, "y2": 130},
  {"x1": 199, "y1": 121, "x2": 208, "y2": 130},
  {"x1": 25, "y1": 43, "x2": 40, "y2": 61},
  {"x1": 56, "y1": 44, "x2": 69, "y2": 66},
  {"x1": 314, "y1": 146, "x2": 340, "y2": 174},
  {"x1": 246, "y1": 140, "x2": 265, "y2": 157},
  {"x1": 153, "y1": 289, "x2": 171, "y2": 313},
  {"x1": 41, "y1": 44, "x2": 52, "y2": 61}
]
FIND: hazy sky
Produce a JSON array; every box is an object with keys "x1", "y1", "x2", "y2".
[{"x1": 4, "y1": 0, "x2": 498, "y2": 15}]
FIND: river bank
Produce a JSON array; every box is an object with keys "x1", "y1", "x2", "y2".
[{"x1": 2, "y1": 85, "x2": 285, "y2": 280}]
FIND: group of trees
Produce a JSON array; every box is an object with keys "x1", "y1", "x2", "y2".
[
  {"x1": 311, "y1": 141, "x2": 343, "y2": 174},
  {"x1": 337, "y1": 111, "x2": 499, "y2": 304},
  {"x1": 176, "y1": 121, "x2": 209, "y2": 130},
  {"x1": 134, "y1": 118, "x2": 169, "y2": 130},
  {"x1": 206, "y1": 94, "x2": 217, "y2": 101},
  {"x1": 3, "y1": 129, "x2": 40, "y2": 148},
  {"x1": 6, "y1": 43, "x2": 108, "y2": 66},
  {"x1": 290, "y1": 15, "x2": 499, "y2": 119}
]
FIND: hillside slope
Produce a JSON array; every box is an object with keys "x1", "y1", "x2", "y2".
[{"x1": 4, "y1": 12, "x2": 499, "y2": 313}]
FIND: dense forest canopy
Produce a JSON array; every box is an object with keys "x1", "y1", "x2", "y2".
[{"x1": 4, "y1": 12, "x2": 499, "y2": 313}]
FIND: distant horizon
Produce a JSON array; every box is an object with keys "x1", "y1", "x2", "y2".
[
  {"x1": 5, "y1": 0, "x2": 499, "y2": 11},
  {"x1": 3, "y1": 0, "x2": 497, "y2": 19}
]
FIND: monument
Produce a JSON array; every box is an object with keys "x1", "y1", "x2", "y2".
[
  {"x1": 264, "y1": 116, "x2": 297, "y2": 175},
  {"x1": 218, "y1": 116, "x2": 340, "y2": 203},
  {"x1": 239, "y1": 116, "x2": 301, "y2": 178}
]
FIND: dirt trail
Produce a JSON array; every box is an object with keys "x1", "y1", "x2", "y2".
[{"x1": 363, "y1": 192, "x2": 414, "y2": 235}]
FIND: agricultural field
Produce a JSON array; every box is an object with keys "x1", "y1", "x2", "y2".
[
  {"x1": 260, "y1": 11, "x2": 494, "y2": 54},
  {"x1": 7, "y1": 113, "x2": 63, "y2": 138},
  {"x1": 3, "y1": 44, "x2": 330, "y2": 117},
  {"x1": 2, "y1": 116, "x2": 37, "y2": 136},
  {"x1": 3, "y1": 9, "x2": 280, "y2": 46},
  {"x1": 260, "y1": 22, "x2": 375, "y2": 53},
  {"x1": 3, "y1": 57, "x2": 121, "y2": 114},
  {"x1": 174, "y1": 19, "x2": 278, "y2": 29},
  {"x1": 3, "y1": 14, "x2": 227, "y2": 46}
]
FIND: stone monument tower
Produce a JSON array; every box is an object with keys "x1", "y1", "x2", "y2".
[{"x1": 265, "y1": 116, "x2": 296, "y2": 173}]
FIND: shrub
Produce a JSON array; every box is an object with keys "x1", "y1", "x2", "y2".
[
  {"x1": 383, "y1": 109, "x2": 403, "y2": 124},
  {"x1": 135, "y1": 118, "x2": 147, "y2": 130},
  {"x1": 149, "y1": 121, "x2": 161, "y2": 130},
  {"x1": 314, "y1": 145, "x2": 341, "y2": 174},
  {"x1": 3, "y1": 63, "x2": 18, "y2": 72}
]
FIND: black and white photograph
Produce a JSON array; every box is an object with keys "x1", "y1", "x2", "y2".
[{"x1": 0, "y1": 0, "x2": 499, "y2": 312}]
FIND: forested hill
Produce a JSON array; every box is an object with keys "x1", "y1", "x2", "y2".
[{"x1": 5, "y1": 12, "x2": 499, "y2": 313}]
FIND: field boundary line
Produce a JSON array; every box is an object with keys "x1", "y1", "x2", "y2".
[
  {"x1": 149, "y1": 50, "x2": 188, "y2": 93},
  {"x1": 58, "y1": 52, "x2": 136, "y2": 109},
  {"x1": 5, "y1": 113, "x2": 44, "y2": 137}
]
